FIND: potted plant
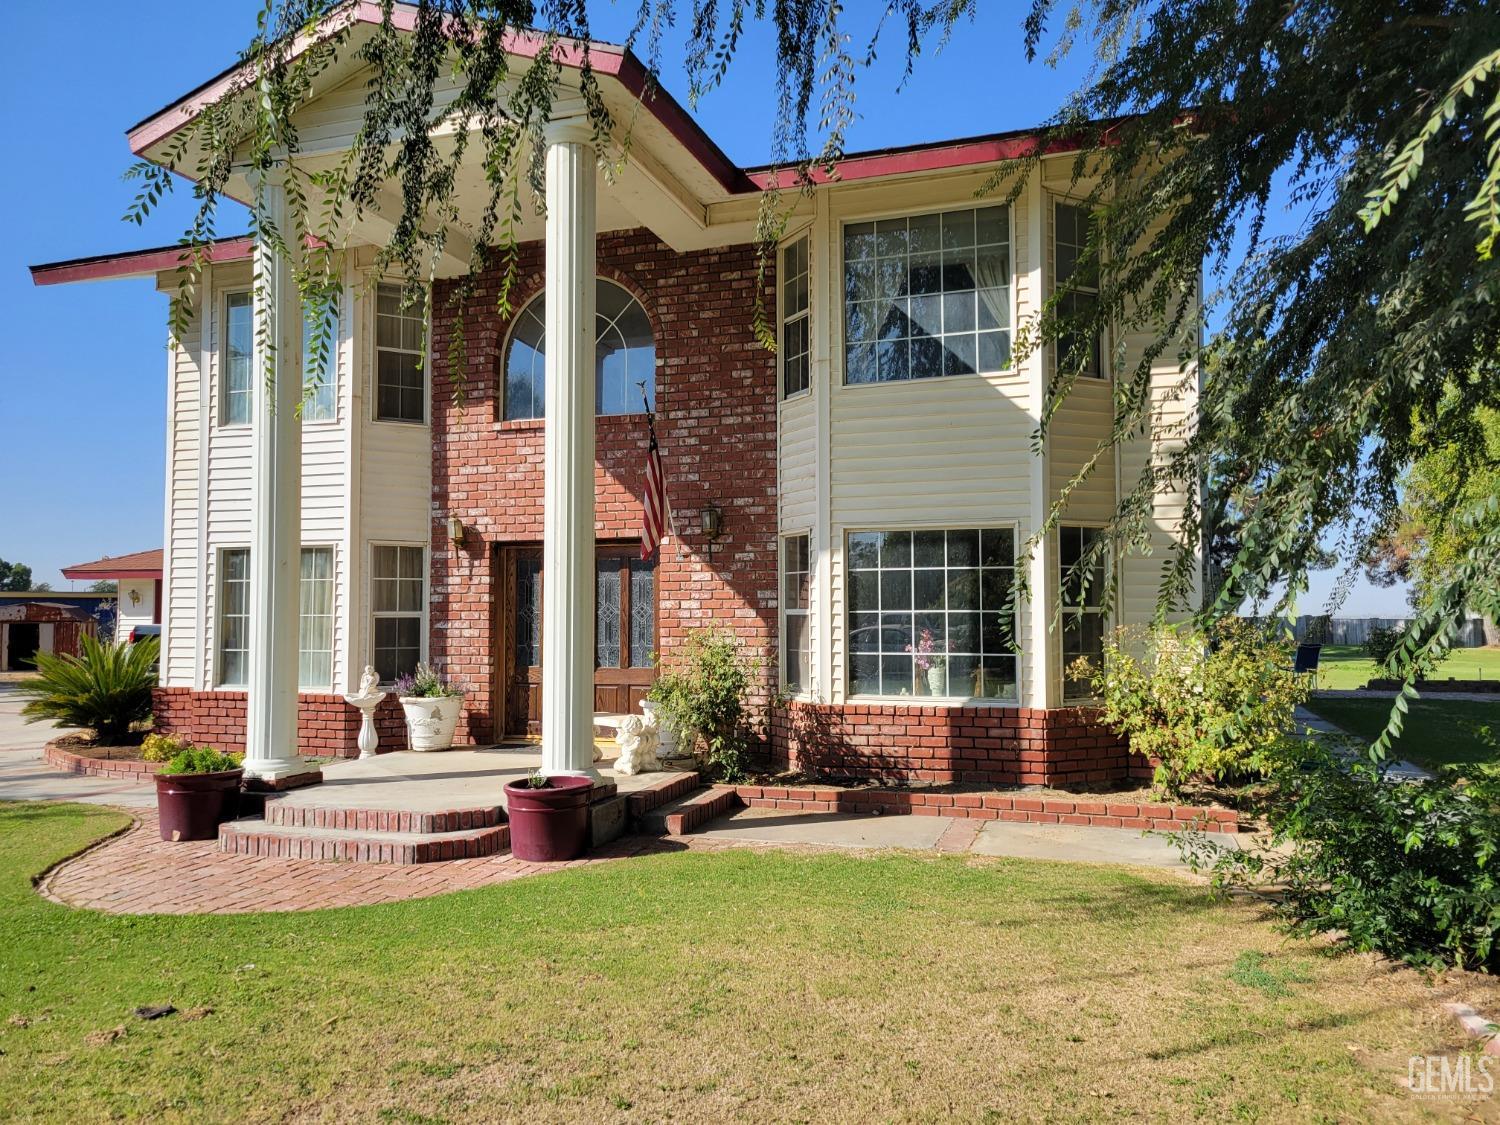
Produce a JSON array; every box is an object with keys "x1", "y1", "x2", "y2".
[
  {"x1": 503, "y1": 769, "x2": 594, "y2": 861},
  {"x1": 394, "y1": 662, "x2": 465, "y2": 751},
  {"x1": 155, "y1": 746, "x2": 243, "y2": 842},
  {"x1": 908, "y1": 628, "x2": 948, "y2": 696}
]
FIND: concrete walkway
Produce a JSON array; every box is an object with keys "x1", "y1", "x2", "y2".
[
  {"x1": 1295, "y1": 703, "x2": 1434, "y2": 781},
  {"x1": 694, "y1": 805, "x2": 1239, "y2": 867},
  {"x1": 0, "y1": 683, "x2": 155, "y2": 807}
]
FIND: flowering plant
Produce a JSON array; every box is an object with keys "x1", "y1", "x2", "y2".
[
  {"x1": 392, "y1": 662, "x2": 464, "y2": 699},
  {"x1": 907, "y1": 628, "x2": 946, "y2": 674}
]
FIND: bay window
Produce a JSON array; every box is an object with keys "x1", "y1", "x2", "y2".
[
  {"x1": 222, "y1": 291, "x2": 253, "y2": 426},
  {"x1": 375, "y1": 283, "x2": 426, "y2": 423},
  {"x1": 843, "y1": 205, "x2": 1011, "y2": 385},
  {"x1": 217, "y1": 548, "x2": 250, "y2": 686},
  {"x1": 217, "y1": 546, "x2": 334, "y2": 689},
  {"x1": 302, "y1": 293, "x2": 340, "y2": 422},
  {"x1": 780, "y1": 237, "x2": 810, "y2": 397},
  {"x1": 1060, "y1": 525, "x2": 1109, "y2": 699},
  {"x1": 846, "y1": 528, "x2": 1018, "y2": 700},
  {"x1": 371, "y1": 544, "x2": 424, "y2": 682},
  {"x1": 1053, "y1": 201, "x2": 1102, "y2": 379},
  {"x1": 782, "y1": 534, "x2": 811, "y2": 692}
]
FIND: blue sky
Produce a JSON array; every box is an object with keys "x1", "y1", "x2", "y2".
[{"x1": 0, "y1": 2, "x2": 1406, "y2": 613}]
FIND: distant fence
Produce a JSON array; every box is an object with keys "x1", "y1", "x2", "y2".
[{"x1": 1279, "y1": 616, "x2": 1490, "y2": 648}]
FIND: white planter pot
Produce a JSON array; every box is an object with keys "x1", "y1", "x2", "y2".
[
  {"x1": 400, "y1": 695, "x2": 464, "y2": 751},
  {"x1": 641, "y1": 699, "x2": 688, "y2": 761}
]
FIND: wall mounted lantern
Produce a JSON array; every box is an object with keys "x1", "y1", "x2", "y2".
[{"x1": 446, "y1": 515, "x2": 466, "y2": 546}]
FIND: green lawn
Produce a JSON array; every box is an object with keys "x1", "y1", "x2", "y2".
[
  {"x1": 1304, "y1": 696, "x2": 1500, "y2": 771},
  {"x1": 1313, "y1": 643, "x2": 1500, "y2": 690},
  {"x1": 2, "y1": 803, "x2": 1497, "y2": 1122}
]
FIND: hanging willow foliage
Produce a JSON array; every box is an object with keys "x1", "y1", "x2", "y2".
[{"x1": 123, "y1": 0, "x2": 1500, "y2": 753}]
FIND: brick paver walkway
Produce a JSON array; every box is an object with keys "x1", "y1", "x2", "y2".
[{"x1": 39, "y1": 812, "x2": 750, "y2": 915}]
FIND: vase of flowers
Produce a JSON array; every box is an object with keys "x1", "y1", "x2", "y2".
[
  {"x1": 908, "y1": 628, "x2": 948, "y2": 696},
  {"x1": 394, "y1": 663, "x2": 465, "y2": 751}
]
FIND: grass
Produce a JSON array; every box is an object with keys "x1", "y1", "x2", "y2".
[
  {"x1": 3, "y1": 803, "x2": 1499, "y2": 1122},
  {"x1": 1313, "y1": 644, "x2": 1500, "y2": 691},
  {"x1": 1303, "y1": 697, "x2": 1500, "y2": 771}
]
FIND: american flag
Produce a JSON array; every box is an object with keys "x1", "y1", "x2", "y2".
[{"x1": 641, "y1": 396, "x2": 673, "y2": 560}]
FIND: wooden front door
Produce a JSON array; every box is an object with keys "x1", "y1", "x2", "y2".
[{"x1": 498, "y1": 544, "x2": 657, "y2": 737}]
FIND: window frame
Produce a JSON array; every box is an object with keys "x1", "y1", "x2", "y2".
[
  {"x1": 1051, "y1": 198, "x2": 1106, "y2": 381},
  {"x1": 372, "y1": 282, "x2": 429, "y2": 426},
  {"x1": 301, "y1": 288, "x2": 343, "y2": 425},
  {"x1": 780, "y1": 531, "x2": 812, "y2": 695},
  {"x1": 838, "y1": 202, "x2": 1016, "y2": 389},
  {"x1": 369, "y1": 542, "x2": 427, "y2": 685},
  {"x1": 841, "y1": 522, "x2": 1022, "y2": 704},
  {"x1": 499, "y1": 278, "x2": 656, "y2": 423},
  {"x1": 215, "y1": 547, "x2": 251, "y2": 687},
  {"x1": 297, "y1": 544, "x2": 336, "y2": 690},
  {"x1": 220, "y1": 290, "x2": 254, "y2": 428},
  {"x1": 1058, "y1": 523, "x2": 1113, "y2": 702},
  {"x1": 779, "y1": 235, "x2": 811, "y2": 400}
]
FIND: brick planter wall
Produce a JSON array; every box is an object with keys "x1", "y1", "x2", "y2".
[
  {"x1": 44, "y1": 742, "x2": 162, "y2": 781},
  {"x1": 713, "y1": 782, "x2": 1243, "y2": 833},
  {"x1": 772, "y1": 701, "x2": 1146, "y2": 789},
  {"x1": 428, "y1": 228, "x2": 779, "y2": 745},
  {"x1": 151, "y1": 688, "x2": 407, "y2": 759}
]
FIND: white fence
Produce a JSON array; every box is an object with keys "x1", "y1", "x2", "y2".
[{"x1": 1285, "y1": 616, "x2": 1490, "y2": 648}]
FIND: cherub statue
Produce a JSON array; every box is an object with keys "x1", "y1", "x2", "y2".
[
  {"x1": 613, "y1": 713, "x2": 661, "y2": 775},
  {"x1": 358, "y1": 665, "x2": 380, "y2": 696}
]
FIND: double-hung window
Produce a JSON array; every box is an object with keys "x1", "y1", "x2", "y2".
[
  {"x1": 782, "y1": 534, "x2": 811, "y2": 692},
  {"x1": 372, "y1": 545, "x2": 424, "y2": 681},
  {"x1": 217, "y1": 547, "x2": 336, "y2": 689},
  {"x1": 843, "y1": 205, "x2": 1011, "y2": 384},
  {"x1": 222, "y1": 291, "x2": 254, "y2": 426},
  {"x1": 846, "y1": 528, "x2": 1018, "y2": 700},
  {"x1": 780, "y1": 237, "x2": 810, "y2": 397},
  {"x1": 1053, "y1": 202, "x2": 1102, "y2": 379},
  {"x1": 1060, "y1": 525, "x2": 1109, "y2": 698},
  {"x1": 375, "y1": 284, "x2": 426, "y2": 423},
  {"x1": 302, "y1": 292, "x2": 340, "y2": 422}
]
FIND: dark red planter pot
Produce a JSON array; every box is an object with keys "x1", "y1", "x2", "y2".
[
  {"x1": 503, "y1": 776, "x2": 594, "y2": 862},
  {"x1": 155, "y1": 769, "x2": 243, "y2": 842}
]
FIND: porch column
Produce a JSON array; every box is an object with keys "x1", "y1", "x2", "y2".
[
  {"x1": 540, "y1": 117, "x2": 601, "y2": 779},
  {"x1": 243, "y1": 167, "x2": 308, "y2": 781}
]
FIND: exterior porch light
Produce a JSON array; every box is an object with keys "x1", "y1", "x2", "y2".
[
  {"x1": 700, "y1": 503, "x2": 724, "y2": 559},
  {"x1": 446, "y1": 515, "x2": 466, "y2": 546}
]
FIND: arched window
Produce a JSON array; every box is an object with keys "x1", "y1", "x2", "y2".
[{"x1": 503, "y1": 279, "x2": 655, "y2": 420}]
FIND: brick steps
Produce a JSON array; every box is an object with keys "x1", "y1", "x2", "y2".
[
  {"x1": 263, "y1": 801, "x2": 504, "y2": 833},
  {"x1": 218, "y1": 818, "x2": 510, "y2": 864},
  {"x1": 639, "y1": 785, "x2": 738, "y2": 837}
]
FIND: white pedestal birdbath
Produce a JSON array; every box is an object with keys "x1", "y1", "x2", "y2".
[{"x1": 343, "y1": 666, "x2": 388, "y2": 760}]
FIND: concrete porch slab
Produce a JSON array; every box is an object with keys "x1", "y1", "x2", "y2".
[{"x1": 695, "y1": 807, "x2": 953, "y2": 850}]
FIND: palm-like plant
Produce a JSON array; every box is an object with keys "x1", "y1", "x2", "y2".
[{"x1": 19, "y1": 634, "x2": 159, "y2": 745}]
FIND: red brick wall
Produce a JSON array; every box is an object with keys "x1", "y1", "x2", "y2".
[
  {"x1": 773, "y1": 701, "x2": 1143, "y2": 789},
  {"x1": 152, "y1": 687, "x2": 406, "y2": 759},
  {"x1": 428, "y1": 229, "x2": 779, "y2": 745}
]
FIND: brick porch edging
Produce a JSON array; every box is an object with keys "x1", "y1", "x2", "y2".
[
  {"x1": 44, "y1": 741, "x2": 161, "y2": 781},
  {"x1": 711, "y1": 782, "x2": 1244, "y2": 833}
]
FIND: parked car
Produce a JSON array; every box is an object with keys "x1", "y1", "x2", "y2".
[{"x1": 128, "y1": 624, "x2": 162, "y2": 644}]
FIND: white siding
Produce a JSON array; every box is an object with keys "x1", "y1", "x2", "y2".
[{"x1": 161, "y1": 307, "x2": 201, "y2": 687}]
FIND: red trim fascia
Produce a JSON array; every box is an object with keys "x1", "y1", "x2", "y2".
[
  {"x1": 31, "y1": 237, "x2": 254, "y2": 286},
  {"x1": 749, "y1": 133, "x2": 1082, "y2": 189},
  {"x1": 60, "y1": 568, "x2": 163, "y2": 580}
]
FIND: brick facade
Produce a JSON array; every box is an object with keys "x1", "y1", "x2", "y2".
[
  {"x1": 773, "y1": 701, "x2": 1141, "y2": 788},
  {"x1": 428, "y1": 228, "x2": 779, "y2": 745},
  {"x1": 152, "y1": 687, "x2": 406, "y2": 759}
]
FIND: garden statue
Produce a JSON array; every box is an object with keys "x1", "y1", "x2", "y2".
[
  {"x1": 343, "y1": 665, "x2": 388, "y2": 760},
  {"x1": 613, "y1": 713, "x2": 660, "y2": 775}
]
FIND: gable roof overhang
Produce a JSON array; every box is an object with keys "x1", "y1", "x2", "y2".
[{"x1": 61, "y1": 549, "x2": 165, "y2": 581}]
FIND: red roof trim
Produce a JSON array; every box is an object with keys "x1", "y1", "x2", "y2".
[{"x1": 31, "y1": 237, "x2": 254, "y2": 286}]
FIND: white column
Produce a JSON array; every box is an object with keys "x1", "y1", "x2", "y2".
[
  {"x1": 243, "y1": 167, "x2": 308, "y2": 781},
  {"x1": 1025, "y1": 170, "x2": 1059, "y2": 711},
  {"x1": 540, "y1": 117, "x2": 601, "y2": 779}
]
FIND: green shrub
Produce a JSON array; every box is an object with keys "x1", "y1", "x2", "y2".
[
  {"x1": 18, "y1": 634, "x2": 159, "y2": 745},
  {"x1": 162, "y1": 747, "x2": 243, "y2": 775},
  {"x1": 1364, "y1": 625, "x2": 1404, "y2": 666},
  {"x1": 1070, "y1": 618, "x2": 1311, "y2": 797},
  {"x1": 141, "y1": 733, "x2": 191, "y2": 763},
  {"x1": 648, "y1": 629, "x2": 762, "y2": 781},
  {"x1": 1181, "y1": 754, "x2": 1500, "y2": 972}
]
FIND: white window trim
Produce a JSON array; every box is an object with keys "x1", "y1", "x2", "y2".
[
  {"x1": 1058, "y1": 522, "x2": 1114, "y2": 703},
  {"x1": 214, "y1": 546, "x2": 250, "y2": 688},
  {"x1": 368, "y1": 541, "x2": 428, "y2": 685},
  {"x1": 220, "y1": 290, "x2": 254, "y2": 429},
  {"x1": 1050, "y1": 196, "x2": 1110, "y2": 383},
  {"x1": 840, "y1": 521, "x2": 1024, "y2": 706},
  {"x1": 301, "y1": 286, "x2": 344, "y2": 428},
  {"x1": 780, "y1": 529, "x2": 814, "y2": 697},
  {"x1": 371, "y1": 281, "x2": 430, "y2": 426},
  {"x1": 836, "y1": 201, "x2": 1019, "y2": 391},
  {"x1": 778, "y1": 234, "x2": 812, "y2": 402}
]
